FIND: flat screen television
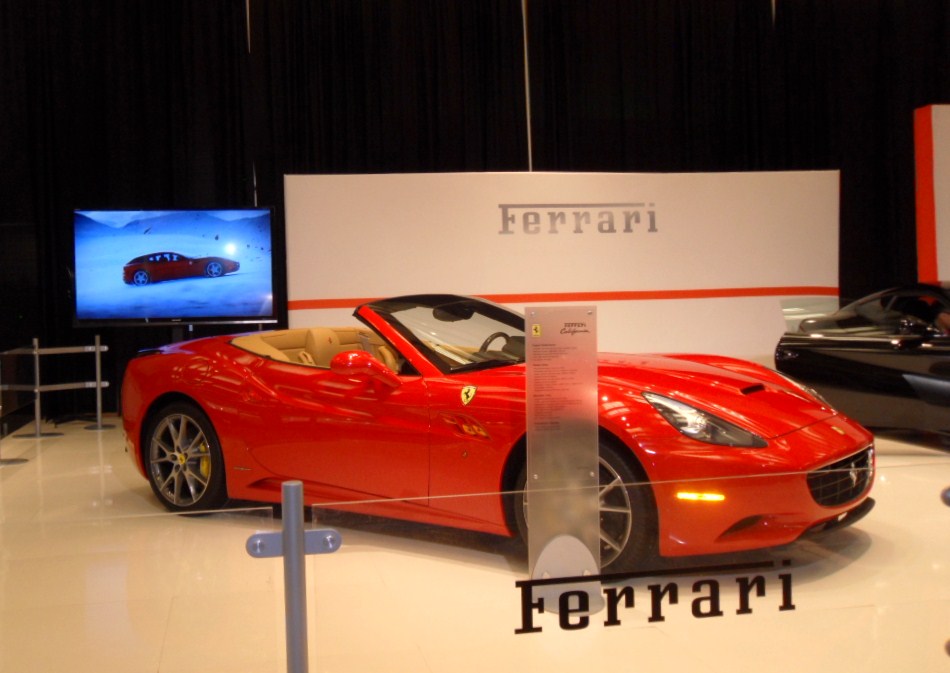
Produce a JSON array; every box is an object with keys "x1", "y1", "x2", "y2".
[{"x1": 73, "y1": 208, "x2": 280, "y2": 326}]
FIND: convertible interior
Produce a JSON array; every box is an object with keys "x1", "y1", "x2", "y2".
[{"x1": 231, "y1": 327, "x2": 402, "y2": 372}]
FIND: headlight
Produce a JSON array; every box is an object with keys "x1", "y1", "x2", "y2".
[{"x1": 643, "y1": 392, "x2": 767, "y2": 448}]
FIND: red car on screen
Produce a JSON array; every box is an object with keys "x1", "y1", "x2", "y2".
[
  {"x1": 121, "y1": 294, "x2": 874, "y2": 572},
  {"x1": 122, "y1": 251, "x2": 239, "y2": 286}
]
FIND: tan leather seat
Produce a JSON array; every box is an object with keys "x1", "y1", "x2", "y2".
[
  {"x1": 375, "y1": 344, "x2": 399, "y2": 372},
  {"x1": 303, "y1": 328, "x2": 340, "y2": 368},
  {"x1": 235, "y1": 327, "x2": 401, "y2": 372}
]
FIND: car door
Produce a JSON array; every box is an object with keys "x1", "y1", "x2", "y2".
[
  {"x1": 423, "y1": 367, "x2": 526, "y2": 526},
  {"x1": 163, "y1": 253, "x2": 191, "y2": 280},
  {"x1": 148, "y1": 253, "x2": 176, "y2": 282},
  {"x1": 243, "y1": 357, "x2": 432, "y2": 502},
  {"x1": 883, "y1": 334, "x2": 950, "y2": 432},
  {"x1": 779, "y1": 330, "x2": 950, "y2": 432}
]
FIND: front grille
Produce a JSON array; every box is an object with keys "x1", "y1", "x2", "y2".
[{"x1": 807, "y1": 446, "x2": 874, "y2": 506}]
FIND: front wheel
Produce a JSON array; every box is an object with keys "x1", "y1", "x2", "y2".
[
  {"x1": 205, "y1": 261, "x2": 224, "y2": 277},
  {"x1": 513, "y1": 438, "x2": 656, "y2": 573},
  {"x1": 143, "y1": 402, "x2": 227, "y2": 512}
]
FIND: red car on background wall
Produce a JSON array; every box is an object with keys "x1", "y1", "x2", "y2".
[
  {"x1": 122, "y1": 251, "x2": 239, "y2": 286},
  {"x1": 121, "y1": 294, "x2": 875, "y2": 572}
]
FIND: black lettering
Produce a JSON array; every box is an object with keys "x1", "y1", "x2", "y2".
[
  {"x1": 736, "y1": 575, "x2": 766, "y2": 615},
  {"x1": 558, "y1": 591, "x2": 590, "y2": 630},
  {"x1": 515, "y1": 583, "x2": 544, "y2": 634},
  {"x1": 691, "y1": 580, "x2": 724, "y2": 618},
  {"x1": 647, "y1": 582, "x2": 679, "y2": 623},
  {"x1": 604, "y1": 585, "x2": 635, "y2": 627},
  {"x1": 778, "y1": 573, "x2": 796, "y2": 611},
  {"x1": 516, "y1": 561, "x2": 794, "y2": 633}
]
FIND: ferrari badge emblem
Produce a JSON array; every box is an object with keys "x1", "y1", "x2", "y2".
[
  {"x1": 461, "y1": 385, "x2": 477, "y2": 406},
  {"x1": 531, "y1": 324, "x2": 542, "y2": 337}
]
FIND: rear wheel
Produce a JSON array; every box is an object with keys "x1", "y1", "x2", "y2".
[
  {"x1": 143, "y1": 402, "x2": 227, "y2": 512},
  {"x1": 513, "y1": 437, "x2": 655, "y2": 573}
]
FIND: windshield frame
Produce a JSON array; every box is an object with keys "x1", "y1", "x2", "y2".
[{"x1": 362, "y1": 295, "x2": 526, "y2": 374}]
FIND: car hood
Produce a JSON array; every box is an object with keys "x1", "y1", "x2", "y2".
[{"x1": 596, "y1": 352, "x2": 837, "y2": 440}]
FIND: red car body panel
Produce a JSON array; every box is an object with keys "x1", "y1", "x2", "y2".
[{"x1": 121, "y1": 296, "x2": 875, "y2": 558}]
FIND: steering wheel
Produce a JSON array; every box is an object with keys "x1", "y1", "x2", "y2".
[{"x1": 479, "y1": 331, "x2": 510, "y2": 352}]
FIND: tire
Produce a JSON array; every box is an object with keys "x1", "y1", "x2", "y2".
[
  {"x1": 132, "y1": 269, "x2": 150, "y2": 285},
  {"x1": 513, "y1": 437, "x2": 656, "y2": 573},
  {"x1": 205, "y1": 261, "x2": 224, "y2": 277},
  {"x1": 143, "y1": 402, "x2": 228, "y2": 512}
]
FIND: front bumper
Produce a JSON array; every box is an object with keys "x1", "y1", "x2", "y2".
[{"x1": 648, "y1": 417, "x2": 875, "y2": 557}]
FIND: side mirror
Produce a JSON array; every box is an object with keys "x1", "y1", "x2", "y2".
[{"x1": 329, "y1": 350, "x2": 401, "y2": 389}]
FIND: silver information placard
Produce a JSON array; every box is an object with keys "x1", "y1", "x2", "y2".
[{"x1": 525, "y1": 306, "x2": 601, "y2": 611}]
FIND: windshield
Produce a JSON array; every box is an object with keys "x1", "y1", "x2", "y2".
[{"x1": 368, "y1": 295, "x2": 526, "y2": 373}]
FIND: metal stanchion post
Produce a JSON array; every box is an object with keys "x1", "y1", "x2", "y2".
[
  {"x1": 85, "y1": 335, "x2": 114, "y2": 430},
  {"x1": 3, "y1": 337, "x2": 109, "y2": 438},
  {"x1": 246, "y1": 481, "x2": 341, "y2": 673},
  {"x1": 944, "y1": 487, "x2": 950, "y2": 658},
  {"x1": 282, "y1": 481, "x2": 309, "y2": 673},
  {"x1": 31, "y1": 338, "x2": 42, "y2": 437},
  {"x1": 18, "y1": 338, "x2": 62, "y2": 438}
]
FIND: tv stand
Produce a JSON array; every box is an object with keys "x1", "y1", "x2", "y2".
[{"x1": 170, "y1": 324, "x2": 195, "y2": 343}]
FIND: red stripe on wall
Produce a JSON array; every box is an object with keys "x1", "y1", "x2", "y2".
[
  {"x1": 288, "y1": 286, "x2": 840, "y2": 311},
  {"x1": 915, "y1": 106, "x2": 938, "y2": 284}
]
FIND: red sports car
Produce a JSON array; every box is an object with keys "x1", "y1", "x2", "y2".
[
  {"x1": 122, "y1": 251, "x2": 239, "y2": 285},
  {"x1": 121, "y1": 294, "x2": 875, "y2": 571}
]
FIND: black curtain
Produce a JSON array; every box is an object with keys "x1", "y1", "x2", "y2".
[
  {"x1": 246, "y1": 0, "x2": 529, "y2": 208},
  {"x1": 1, "y1": 0, "x2": 252, "y2": 337},
  {"x1": 527, "y1": 0, "x2": 778, "y2": 172},
  {"x1": 773, "y1": 0, "x2": 950, "y2": 299},
  {"x1": 0, "y1": 0, "x2": 252, "y2": 418},
  {"x1": 526, "y1": 0, "x2": 950, "y2": 300}
]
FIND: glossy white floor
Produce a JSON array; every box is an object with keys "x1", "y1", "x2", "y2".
[{"x1": 0, "y1": 416, "x2": 948, "y2": 673}]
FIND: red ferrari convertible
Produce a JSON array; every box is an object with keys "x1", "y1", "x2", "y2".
[
  {"x1": 122, "y1": 251, "x2": 239, "y2": 285},
  {"x1": 121, "y1": 294, "x2": 875, "y2": 571}
]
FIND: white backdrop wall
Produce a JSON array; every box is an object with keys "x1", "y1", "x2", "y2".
[{"x1": 284, "y1": 171, "x2": 840, "y2": 362}]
